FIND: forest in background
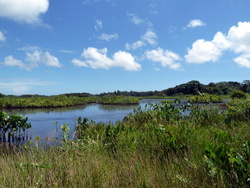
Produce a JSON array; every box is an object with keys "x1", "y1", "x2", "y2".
[
  {"x1": 65, "y1": 80, "x2": 250, "y2": 97},
  {"x1": 0, "y1": 80, "x2": 250, "y2": 98}
]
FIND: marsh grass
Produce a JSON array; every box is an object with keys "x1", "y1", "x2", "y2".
[
  {"x1": 0, "y1": 99, "x2": 249, "y2": 187},
  {"x1": 0, "y1": 95, "x2": 139, "y2": 109}
]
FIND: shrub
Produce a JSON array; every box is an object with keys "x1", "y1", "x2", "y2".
[{"x1": 230, "y1": 90, "x2": 246, "y2": 99}]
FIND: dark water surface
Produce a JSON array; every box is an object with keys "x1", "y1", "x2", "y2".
[{"x1": 4, "y1": 99, "x2": 170, "y2": 141}]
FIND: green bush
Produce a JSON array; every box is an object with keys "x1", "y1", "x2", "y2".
[{"x1": 230, "y1": 90, "x2": 246, "y2": 99}]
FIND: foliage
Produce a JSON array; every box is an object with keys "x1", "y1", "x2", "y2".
[
  {"x1": 230, "y1": 90, "x2": 246, "y2": 99},
  {"x1": 224, "y1": 99, "x2": 250, "y2": 125},
  {"x1": 0, "y1": 112, "x2": 31, "y2": 143},
  {"x1": 188, "y1": 93, "x2": 222, "y2": 103}
]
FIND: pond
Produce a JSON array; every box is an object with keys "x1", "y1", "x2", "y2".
[{"x1": 4, "y1": 99, "x2": 175, "y2": 142}]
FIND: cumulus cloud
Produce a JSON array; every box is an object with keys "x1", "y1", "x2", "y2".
[
  {"x1": 98, "y1": 33, "x2": 118, "y2": 41},
  {"x1": 1, "y1": 50, "x2": 62, "y2": 70},
  {"x1": 72, "y1": 47, "x2": 141, "y2": 71},
  {"x1": 0, "y1": 0, "x2": 49, "y2": 24},
  {"x1": 185, "y1": 21, "x2": 250, "y2": 68},
  {"x1": 0, "y1": 31, "x2": 6, "y2": 41},
  {"x1": 26, "y1": 50, "x2": 62, "y2": 67},
  {"x1": 185, "y1": 19, "x2": 206, "y2": 29},
  {"x1": 146, "y1": 48, "x2": 182, "y2": 70},
  {"x1": 185, "y1": 39, "x2": 222, "y2": 64},
  {"x1": 125, "y1": 30, "x2": 157, "y2": 50},
  {"x1": 227, "y1": 22, "x2": 250, "y2": 54}
]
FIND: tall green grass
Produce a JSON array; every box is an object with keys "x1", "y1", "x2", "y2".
[{"x1": 0, "y1": 99, "x2": 249, "y2": 187}]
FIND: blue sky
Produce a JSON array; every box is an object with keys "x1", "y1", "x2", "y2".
[{"x1": 0, "y1": 0, "x2": 250, "y2": 95}]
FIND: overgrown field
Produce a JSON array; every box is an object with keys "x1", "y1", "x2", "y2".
[{"x1": 0, "y1": 99, "x2": 249, "y2": 187}]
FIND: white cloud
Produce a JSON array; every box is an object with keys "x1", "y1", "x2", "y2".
[
  {"x1": 126, "y1": 30, "x2": 157, "y2": 50},
  {"x1": 185, "y1": 39, "x2": 222, "y2": 64},
  {"x1": 1, "y1": 50, "x2": 62, "y2": 70},
  {"x1": 112, "y1": 51, "x2": 141, "y2": 71},
  {"x1": 58, "y1": 49, "x2": 76, "y2": 54},
  {"x1": 146, "y1": 48, "x2": 182, "y2": 70},
  {"x1": 72, "y1": 47, "x2": 141, "y2": 71},
  {"x1": 185, "y1": 21, "x2": 250, "y2": 68},
  {"x1": 2, "y1": 56, "x2": 35, "y2": 70},
  {"x1": 125, "y1": 41, "x2": 145, "y2": 50},
  {"x1": 98, "y1": 33, "x2": 118, "y2": 41},
  {"x1": 0, "y1": 78, "x2": 58, "y2": 94},
  {"x1": 127, "y1": 13, "x2": 153, "y2": 27},
  {"x1": 186, "y1": 19, "x2": 206, "y2": 29},
  {"x1": 26, "y1": 50, "x2": 62, "y2": 67},
  {"x1": 18, "y1": 45, "x2": 41, "y2": 51},
  {"x1": 0, "y1": 0, "x2": 49, "y2": 24},
  {"x1": 0, "y1": 31, "x2": 6, "y2": 41},
  {"x1": 127, "y1": 13, "x2": 144, "y2": 25},
  {"x1": 95, "y1": 19, "x2": 103, "y2": 31},
  {"x1": 212, "y1": 32, "x2": 231, "y2": 50},
  {"x1": 227, "y1": 21, "x2": 250, "y2": 54},
  {"x1": 234, "y1": 54, "x2": 250, "y2": 68},
  {"x1": 142, "y1": 30, "x2": 158, "y2": 45}
]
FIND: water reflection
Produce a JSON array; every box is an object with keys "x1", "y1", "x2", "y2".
[
  {"x1": 2, "y1": 100, "x2": 155, "y2": 142},
  {"x1": 98, "y1": 104, "x2": 138, "y2": 111},
  {"x1": 4, "y1": 105, "x2": 89, "y2": 115}
]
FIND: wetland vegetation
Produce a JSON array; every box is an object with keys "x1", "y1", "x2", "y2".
[
  {"x1": 0, "y1": 80, "x2": 249, "y2": 187},
  {"x1": 0, "y1": 98, "x2": 249, "y2": 187}
]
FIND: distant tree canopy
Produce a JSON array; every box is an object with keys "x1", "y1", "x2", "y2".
[
  {"x1": 98, "y1": 90, "x2": 164, "y2": 97},
  {"x1": 2, "y1": 80, "x2": 249, "y2": 98},
  {"x1": 162, "y1": 80, "x2": 250, "y2": 96}
]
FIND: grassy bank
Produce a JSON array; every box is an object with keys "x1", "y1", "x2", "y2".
[
  {"x1": 0, "y1": 99, "x2": 249, "y2": 187},
  {"x1": 0, "y1": 95, "x2": 139, "y2": 109}
]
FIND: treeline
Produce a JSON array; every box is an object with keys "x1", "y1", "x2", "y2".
[
  {"x1": 0, "y1": 80, "x2": 249, "y2": 99},
  {"x1": 97, "y1": 80, "x2": 250, "y2": 97},
  {"x1": 97, "y1": 90, "x2": 165, "y2": 97},
  {"x1": 163, "y1": 80, "x2": 250, "y2": 96}
]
